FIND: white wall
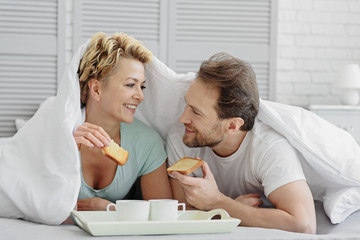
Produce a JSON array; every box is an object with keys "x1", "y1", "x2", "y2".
[{"x1": 277, "y1": 0, "x2": 360, "y2": 107}]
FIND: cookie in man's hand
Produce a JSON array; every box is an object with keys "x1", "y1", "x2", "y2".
[{"x1": 167, "y1": 157, "x2": 204, "y2": 175}]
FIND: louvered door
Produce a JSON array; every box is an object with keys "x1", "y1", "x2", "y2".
[
  {"x1": 167, "y1": 0, "x2": 277, "y2": 100},
  {"x1": 0, "y1": 0, "x2": 65, "y2": 137},
  {"x1": 73, "y1": 0, "x2": 166, "y2": 61}
]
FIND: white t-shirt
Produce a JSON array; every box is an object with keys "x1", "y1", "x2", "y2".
[{"x1": 166, "y1": 118, "x2": 305, "y2": 198}]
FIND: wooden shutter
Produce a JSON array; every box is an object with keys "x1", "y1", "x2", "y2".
[
  {"x1": 0, "y1": 0, "x2": 65, "y2": 137},
  {"x1": 167, "y1": 0, "x2": 277, "y2": 100},
  {"x1": 73, "y1": 0, "x2": 166, "y2": 61}
]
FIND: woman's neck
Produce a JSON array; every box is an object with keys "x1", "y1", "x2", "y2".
[{"x1": 85, "y1": 104, "x2": 121, "y2": 140}]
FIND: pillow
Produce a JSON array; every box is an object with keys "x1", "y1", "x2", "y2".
[{"x1": 323, "y1": 187, "x2": 360, "y2": 224}]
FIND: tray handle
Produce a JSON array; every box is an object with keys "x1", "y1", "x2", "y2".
[{"x1": 199, "y1": 208, "x2": 231, "y2": 220}]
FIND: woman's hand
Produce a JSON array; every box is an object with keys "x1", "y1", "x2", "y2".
[
  {"x1": 73, "y1": 122, "x2": 111, "y2": 149},
  {"x1": 77, "y1": 197, "x2": 112, "y2": 211}
]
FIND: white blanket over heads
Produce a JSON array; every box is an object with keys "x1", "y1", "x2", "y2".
[
  {"x1": 258, "y1": 100, "x2": 360, "y2": 224},
  {"x1": 0, "y1": 41, "x2": 89, "y2": 225},
  {"x1": 0, "y1": 39, "x2": 359, "y2": 225},
  {"x1": 136, "y1": 58, "x2": 195, "y2": 140}
]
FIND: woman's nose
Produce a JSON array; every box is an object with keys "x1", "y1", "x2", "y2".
[{"x1": 134, "y1": 87, "x2": 144, "y2": 101}]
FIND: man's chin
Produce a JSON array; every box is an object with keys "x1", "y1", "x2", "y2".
[{"x1": 182, "y1": 136, "x2": 196, "y2": 148}]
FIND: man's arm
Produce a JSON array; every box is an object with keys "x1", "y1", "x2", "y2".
[
  {"x1": 172, "y1": 162, "x2": 316, "y2": 234},
  {"x1": 170, "y1": 177, "x2": 263, "y2": 210},
  {"x1": 170, "y1": 177, "x2": 197, "y2": 210}
]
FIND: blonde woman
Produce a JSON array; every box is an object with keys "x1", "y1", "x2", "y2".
[{"x1": 74, "y1": 32, "x2": 172, "y2": 211}]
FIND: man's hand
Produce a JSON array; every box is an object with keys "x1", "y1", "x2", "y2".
[
  {"x1": 172, "y1": 162, "x2": 225, "y2": 210},
  {"x1": 235, "y1": 193, "x2": 263, "y2": 208},
  {"x1": 77, "y1": 197, "x2": 112, "y2": 211}
]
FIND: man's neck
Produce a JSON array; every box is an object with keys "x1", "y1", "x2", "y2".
[{"x1": 211, "y1": 131, "x2": 247, "y2": 158}]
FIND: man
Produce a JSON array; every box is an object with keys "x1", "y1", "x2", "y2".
[{"x1": 166, "y1": 52, "x2": 316, "y2": 233}]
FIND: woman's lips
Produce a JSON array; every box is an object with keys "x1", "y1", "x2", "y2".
[{"x1": 123, "y1": 103, "x2": 137, "y2": 113}]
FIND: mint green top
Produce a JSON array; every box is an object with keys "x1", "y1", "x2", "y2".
[{"x1": 78, "y1": 119, "x2": 167, "y2": 203}]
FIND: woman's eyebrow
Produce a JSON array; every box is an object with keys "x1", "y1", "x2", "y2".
[{"x1": 126, "y1": 77, "x2": 146, "y2": 84}]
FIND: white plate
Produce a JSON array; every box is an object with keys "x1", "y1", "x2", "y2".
[{"x1": 71, "y1": 208, "x2": 241, "y2": 236}]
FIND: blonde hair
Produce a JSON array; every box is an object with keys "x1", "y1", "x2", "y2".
[{"x1": 78, "y1": 32, "x2": 152, "y2": 107}]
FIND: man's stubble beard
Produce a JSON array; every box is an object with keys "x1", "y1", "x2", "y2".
[{"x1": 183, "y1": 122, "x2": 224, "y2": 148}]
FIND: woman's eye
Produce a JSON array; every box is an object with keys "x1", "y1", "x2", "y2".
[
  {"x1": 141, "y1": 85, "x2": 146, "y2": 90},
  {"x1": 126, "y1": 83, "x2": 135, "y2": 88}
]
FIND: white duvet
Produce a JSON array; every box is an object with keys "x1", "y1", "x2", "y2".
[{"x1": 0, "y1": 40, "x2": 359, "y2": 225}]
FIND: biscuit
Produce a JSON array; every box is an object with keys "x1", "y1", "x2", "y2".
[
  {"x1": 101, "y1": 140, "x2": 129, "y2": 166},
  {"x1": 167, "y1": 157, "x2": 204, "y2": 175}
]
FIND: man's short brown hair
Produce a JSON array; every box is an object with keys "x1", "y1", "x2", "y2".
[{"x1": 197, "y1": 52, "x2": 259, "y2": 131}]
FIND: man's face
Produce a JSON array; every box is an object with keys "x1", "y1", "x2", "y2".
[{"x1": 180, "y1": 79, "x2": 225, "y2": 148}]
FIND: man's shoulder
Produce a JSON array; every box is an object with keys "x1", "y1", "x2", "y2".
[{"x1": 251, "y1": 118, "x2": 288, "y2": 145}]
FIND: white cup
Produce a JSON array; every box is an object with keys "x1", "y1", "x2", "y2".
[
  {"x1": 149, "y1": 199, "x2": 186, "y2": 221},
  {"x1": 106, "y1": 200, "x2": 150, "y2": 221}
]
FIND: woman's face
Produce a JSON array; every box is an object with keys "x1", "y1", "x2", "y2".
[{"x1": 99, "y1": 57, "x2": 145, "y2": 124}]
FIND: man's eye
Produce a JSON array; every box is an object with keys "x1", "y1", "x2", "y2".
[{"x1": 193, "y1": 110, "x2": 200, "y2": 115}]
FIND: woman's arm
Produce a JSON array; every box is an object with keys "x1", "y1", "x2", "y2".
[
  {"x1": 141, "y1": 161, "x2": 172, "y2": 199},
  {"x1": 77, "y1": 197, "x2": 112, "y2": 211}
]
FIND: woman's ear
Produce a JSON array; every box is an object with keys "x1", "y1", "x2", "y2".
[
  {"x1": 88, "y1": 78, "x2": 102, "y2": 102},
  {"x1": 225, "y1": 117, "x2": 244, "y2": 135}
]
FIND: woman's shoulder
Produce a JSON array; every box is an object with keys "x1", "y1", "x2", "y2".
[{"x1": 122, "y1": 118, "x2": 161, "y2": 139}]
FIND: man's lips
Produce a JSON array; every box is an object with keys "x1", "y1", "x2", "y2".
[{"x1": 184, "y1": 127, "x2": 195, "y2": 135}]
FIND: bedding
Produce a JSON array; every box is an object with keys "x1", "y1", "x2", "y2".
[
  {"x1": 0, "y1": 201, "x2": 360, "y2": 239},
  {"x1": 258, "y1": 100, "x2": 360, "y2": 223},
  {"x1": 0, "y1": 40, "x2": 89, "y2": 224}
]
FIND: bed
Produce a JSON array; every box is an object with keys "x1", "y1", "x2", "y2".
[{"x1": 0, "y1": 201, "x2": 359, "y2": 239}]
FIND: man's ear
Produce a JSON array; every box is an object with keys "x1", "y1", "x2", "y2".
[
  {"x1": 225, "y1": 117, "x2": 244, "y2": 135},
  {"x1": 88, "y1": 78, "x2": 102, "y2": 102}
]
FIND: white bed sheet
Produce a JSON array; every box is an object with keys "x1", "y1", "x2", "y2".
[{"x1": 1, "y1": 201, "x2": 359, "y2": 240}]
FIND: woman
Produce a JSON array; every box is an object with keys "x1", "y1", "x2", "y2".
[{"x1": 73, "y1": 32, "x2": 172, "y2": 211}]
